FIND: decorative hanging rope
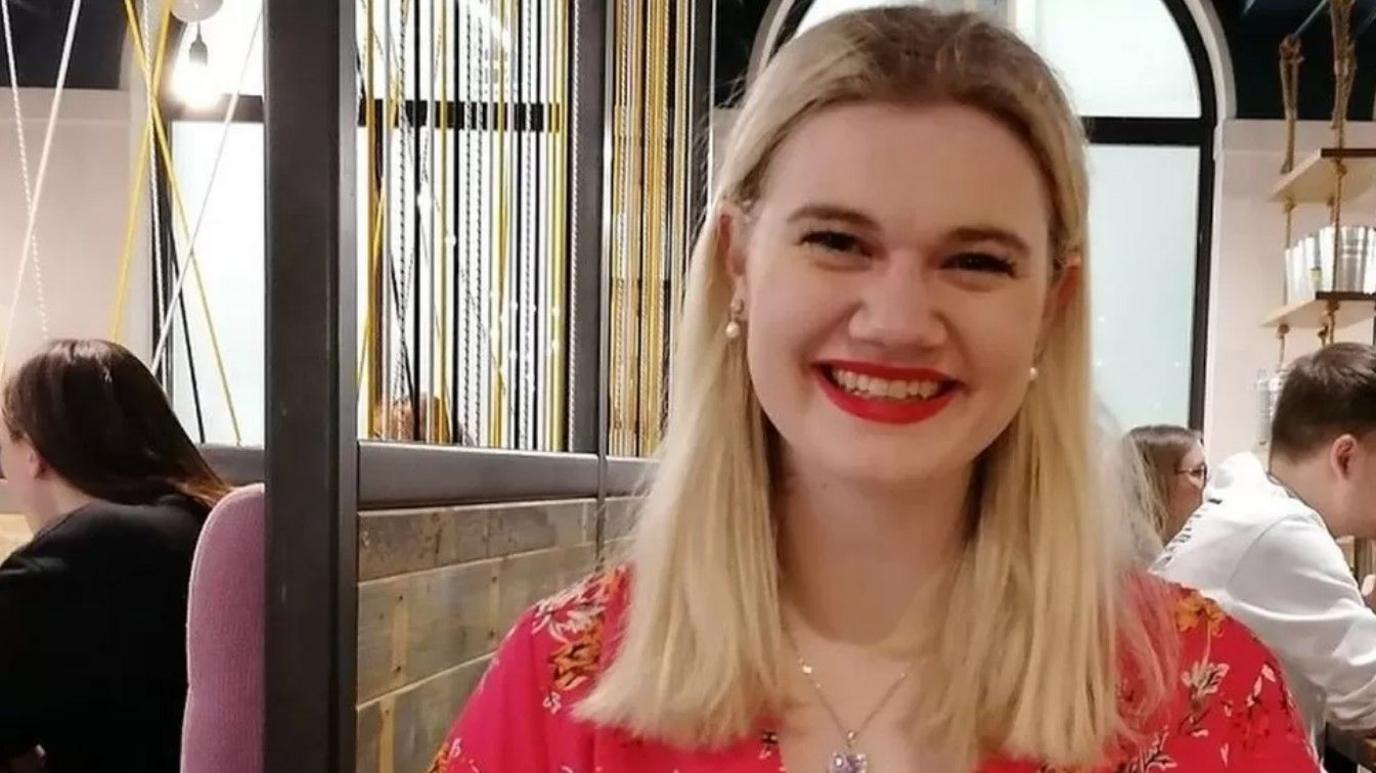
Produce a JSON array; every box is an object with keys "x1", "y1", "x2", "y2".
[
  {"x1": 147, "y1": 5, "x2": 264, "y2": 373},
  {"x1": 0, "y1": 0, "x2": 49, "y2": 341},
  {"x1": 112, "y1": 0, "x2": 176, "y2": 342},
  {"x1": 1330, "y1": 0, "x2": 1356, "y2": 259},
  {"x1": 462, "y1": 0, "x2": 478, "y2": 439},
  {"x1": 0, "y1": 0, "x2": 84, "y2": 372},
  {"x1": 143, "y1": 0, "x2": 166, "y2": 347},
  {"x1": 1278, "y1": 36, "x2": 1302, "y2": 176},
  {"x1": 519, "y1": 0, "x2": 535, "y2": 449},
  {"x1": 434, "y1": 0, "x2": 450, "y2": 443},
  {"x1": 120, "y1": 0, "x2": 244, "y2": 443}
]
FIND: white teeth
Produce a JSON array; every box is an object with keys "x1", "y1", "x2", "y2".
[{"x1": 828, "y1": 367, "x2": 945, "y2": 400}]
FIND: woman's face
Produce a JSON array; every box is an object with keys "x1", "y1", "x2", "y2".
[
  {"x1": 727, "y1": 102, "x2": 1064, "y2": 490},
  {"x1": 1166, "y1": 441, "x2": 1207, "y2": 538}
]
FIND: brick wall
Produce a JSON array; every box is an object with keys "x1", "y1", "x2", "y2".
[{"x1": 355, "y1": 497, "x2": 638, "y2": 773}]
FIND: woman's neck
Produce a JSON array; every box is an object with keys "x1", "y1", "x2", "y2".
[
  {"x1": 777, "y1": 464, "x2": 973, "y2": 646},
  {"x1": 32, "y1": 482, "x2": 98, "y2": 533}
]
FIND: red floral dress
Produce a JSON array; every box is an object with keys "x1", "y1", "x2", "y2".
[{"x1": 430, "y1": 567, "x2": 1317, "y2": 772}]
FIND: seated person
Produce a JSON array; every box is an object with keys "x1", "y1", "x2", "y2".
[
  {"x1": 0, "y1": 339, "x2": 230, "y2": 772},
  {"x1": 1126, "y1": 424, "x2": 1207, "y2": 544},
  {"x1": 1154, "y1": 343, "x2": 1376, "y2": 748}
]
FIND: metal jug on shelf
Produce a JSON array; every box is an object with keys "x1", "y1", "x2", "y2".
[{"x1": 1333, "y1": 225, "x2": 1376, "y2": 293}]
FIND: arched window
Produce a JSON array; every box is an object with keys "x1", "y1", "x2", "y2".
[{"x1": 757, "y1": 0, "x2": 1219, "y2": 430}]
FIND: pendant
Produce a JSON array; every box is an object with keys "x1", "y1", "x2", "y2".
[{"x1": 828, "y1": 750, "x2": 868, "y2": 773}]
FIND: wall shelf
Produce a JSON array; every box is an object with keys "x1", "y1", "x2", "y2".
[
  {"x1": 1271, "y1": 147, "x2": 1376, "y2": 204},
  {"x1": 1263, "y1": 291, "x2": 1376, "y2": 329}
]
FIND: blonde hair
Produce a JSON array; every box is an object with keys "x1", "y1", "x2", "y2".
[{"x1": 580, "y1": 7, "x2": 1172, "y2": 767}]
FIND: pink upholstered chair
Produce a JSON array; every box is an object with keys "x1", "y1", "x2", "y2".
[{"x1": 181, "y1": 484, "x2": 265, "y2": 773}]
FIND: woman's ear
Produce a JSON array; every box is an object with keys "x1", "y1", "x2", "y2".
[
  {"x1": 1032, "y1": 254, "x2": 1081, "y2": 361},
  {"x1": 719, "y1": 204, "x2": 750, "y2": 283},
  {"x1": 1051, "y1": 253, "x2": 1082, "y2": 311},
  {"x1": 24, "y1": 442, "x2": 46, "y2": 481}
]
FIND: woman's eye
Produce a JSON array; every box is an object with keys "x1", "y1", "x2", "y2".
[
  {"x1": 801, "y1": 229, "x2": 866, "y2": 255},
  {"x1": 946, "y1": 252, "x2": 1016, "y2": 276}
]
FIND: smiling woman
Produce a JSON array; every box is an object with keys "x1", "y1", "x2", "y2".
[
  {"x1": 726, "y1": 101, "x2": 1056, "y2": 492},
  {"x1": 759, "y1": 0, "x2": 1217, "y2": 431},
  {"x1": 427, "y1": 7, "x2": 1314, "y2": 773}
]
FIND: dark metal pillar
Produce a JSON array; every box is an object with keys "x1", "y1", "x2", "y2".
[
  {"x1": 263, "y1": 0, "x2": 359, "y2": 769},
  {"x1": 568, "y1": 0, "x2": 609, "y2": 455}
]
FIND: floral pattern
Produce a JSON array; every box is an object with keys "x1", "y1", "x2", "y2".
[{"x1": 430, "y1": 571, "x2": 1316, "y2": 773}]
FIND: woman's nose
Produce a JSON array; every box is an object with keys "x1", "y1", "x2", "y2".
[{"x1": 848, "y1": 255, "x2": 948, "y2": 352}]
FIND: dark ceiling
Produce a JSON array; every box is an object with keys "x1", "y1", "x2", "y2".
[
  {"x1": 0, "y1": 0, "x2": 129, "y2": 90},
  {"x1": 1213, "y1": 0, "x2": 1376, "y2": 119},
  {"x1": 4, "y1": 0, "x2": 1376, "y2": 121},
  {"x1": 716, "y1": 0, "x2": 1376, "y2": 120}
]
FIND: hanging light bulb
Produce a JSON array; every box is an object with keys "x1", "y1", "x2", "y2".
[
  {"x1": 171, "y1": 0, "x2": 224, "y2": 24},
  {"x1": 176, "y1": 25, "x2": 219, "y2": 109}
]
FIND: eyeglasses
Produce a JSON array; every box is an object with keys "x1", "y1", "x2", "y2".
[{"x1": 1176, "y1": 463, "x2": 1208, "y2": 484}]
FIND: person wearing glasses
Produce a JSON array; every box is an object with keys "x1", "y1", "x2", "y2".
[
  {"x1": 1154, "y1": 343, "x2": 1376, "y2": 751},
  {"x1": 1126, "y1": 424, "x2": 1207, "y2": 544}
]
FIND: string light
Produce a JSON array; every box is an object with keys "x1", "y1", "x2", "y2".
[{"x1": 176, "y1": 25, "x2": 219, "y2": 109}]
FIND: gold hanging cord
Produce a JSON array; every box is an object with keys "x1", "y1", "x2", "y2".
[
  {"x1": 110, "y1": 0, "x2": 175, "y2": 340},
  {"x1": 356, "y1": 0, "x2": 413, "y2": 434},
  {"x1": 362, "y1": 0, "x2": 382, "y2": 436},
  {"x1": 433, "y1": 0, "x2": 452, "y2": 443},
  {"x1": 608, "y1": 1, "x2": 626, "y2": 454},
  {"x1": 119, "y1": 0, "x2": 243, "y2": 443}
]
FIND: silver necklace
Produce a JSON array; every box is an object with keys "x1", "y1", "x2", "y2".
[{"x1": 785, "y1": 630, "x2": 910, "y2": 773}]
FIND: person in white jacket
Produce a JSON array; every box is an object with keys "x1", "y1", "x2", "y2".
[{"x1": 1153, "y1": 343, "x2": 1376, "y2": 749}]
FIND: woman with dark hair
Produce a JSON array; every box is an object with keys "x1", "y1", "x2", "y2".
[
  {"x1": 1128, "y1": 424, "x2": 1207, "y2": 544},
  {"x1": 0, "y1": 339, "x2": 230, "y2": 773}
]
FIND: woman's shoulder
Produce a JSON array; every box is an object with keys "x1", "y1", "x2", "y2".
[
  {"x1": 1115, "y1": 576, "x2": 1316, "y2": 770},
  {"x1": 1129, "y1": 572, "x2": 1279, "y2": 654},
  {"x1": 509, "y1": 564, "x2": 631, "y2": 687},
  {"x1": 1156, "y1": 578, "x2": 1281, "y2": 665},
  {"x1": 468, "y1": 565, "x2": 631, "y2": 705},
  {"x1": 17, "y1": 496, "x2": 202, "y2": 566},
  {"x1": 429, "y1": 566, "x2": 631, "y2": 772}
]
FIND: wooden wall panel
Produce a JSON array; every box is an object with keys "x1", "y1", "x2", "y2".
[{"x1": 355, "y1": 498, "x2": 612, "y2": 772}]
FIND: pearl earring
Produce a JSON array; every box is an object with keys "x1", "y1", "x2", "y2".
[
  {"x1": 1029, "y1": 366, "x2": 1040, "y2": 382},
  {"x1": 725, "y1": 298, "x2": 745, "y2": 339}
]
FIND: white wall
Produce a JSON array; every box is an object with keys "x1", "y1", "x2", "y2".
[
  {"x1": 0, "y1": 88, "x2": 149, "y2": 368},
  {"x1": 167, "y1": 122, "x2": 266, "y2": 447},
  {"x1": 1203, "y1": 120, "x2": 1376, "y2": 460}
]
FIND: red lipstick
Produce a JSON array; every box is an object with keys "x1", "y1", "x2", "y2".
[{"x1": 814, "y1": 360, "x2": 958, "y2": 425}]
